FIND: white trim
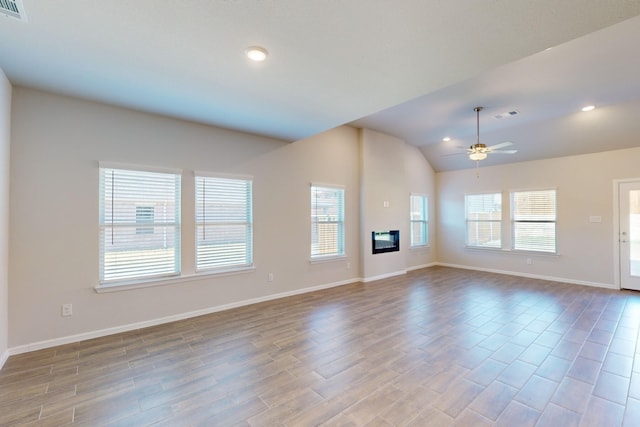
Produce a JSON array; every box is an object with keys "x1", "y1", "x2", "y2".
[
  {"x1": 611, "y1": 178, "x2": 640, "y2": 290},
  {"x1": 7, "y1": 262, "x2": 620, "y2": 357},
  {"x1": 0, "y1": 349, "x2": 9, "y2": 370},
  {"x1": 362, "y1": 270, "x2": 407, "y2": 283},
  {"x1": 464, "y1": 189, "x2": 503, "y2": 197},
  {"x1": 464, "y1": 246, "x2": 560, "y2": 257},
  {"x1": 409, "y1": 244, "x2": 430, "y2": 250},
  {"x1": 406, "y1": 262, "x2": 437, "y2": 272},
  {"x1": 310, "y1": 182, "x2": 345, "y2": 190},
  {"x1": 10, "y1": 276, "x2": 362, "y2": 356},
  {"x1": 435, "y1": 262, "x2": 616, "y2": 290},
  {"x1": 98, "y1": 161, "x2": 182, "y2": 175},
  {"x1": 95, "y1": 267, "x2": 256, "y2": 293},
  {"x1": 613, "y1": 178, "x2": 640, "y2": 291},
  {"x1": 508, "y1": 185, "x2": 558, "y2": 194},
  {"x1": 309, "y1": 255, "x2": 348, "y2": 264},
  {"x1": 194, "y1": 171, "x2": 253, "y2": 181},
  {"x1": 613, "y1": 179, "x2": 623, "y2": 289}
]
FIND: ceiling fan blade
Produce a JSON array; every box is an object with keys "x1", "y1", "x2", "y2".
[
  {"x1": 490, "y1": 149, "x2": 518, "y2": 154},
  {"x1": 486, "y1": 141, "x2": 513, "y2": 150},
  {"x1": 441, "y1": 151, "x2": 466, "y2": 157}
]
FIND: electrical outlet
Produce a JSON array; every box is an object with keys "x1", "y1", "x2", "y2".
[
  {"x1": 268, "y1": 272, "x2": 274, "y2": 282},
  {"x1": 526, "y1": 258, "x2": 533, "y2": 265},
  {"x1": 62, "y1": 303, "x2": 73, "y2": 317}
]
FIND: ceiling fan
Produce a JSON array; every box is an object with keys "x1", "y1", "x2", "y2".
[{"x1": 467, "y1": 106, "x2": 517, "y2": 161}]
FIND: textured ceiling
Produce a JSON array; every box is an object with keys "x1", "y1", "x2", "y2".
[
  {"x1": 1, "y1": 1, "x2": 640, "y2": 170},
  {"x1": 352, "y1": 15, "x2": 640, "y2": 171}
]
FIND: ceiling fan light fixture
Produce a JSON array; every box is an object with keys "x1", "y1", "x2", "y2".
[
  {"x1": 469, "y1": 152, "x2": 487, "y2": 161},
  {"x1": 581, "y1": 105, "x2": 595, "y2": 112}
]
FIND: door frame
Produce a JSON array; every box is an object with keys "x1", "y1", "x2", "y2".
[{"x1": 613, "y1": 178, "x2": 640, "y2": 290}]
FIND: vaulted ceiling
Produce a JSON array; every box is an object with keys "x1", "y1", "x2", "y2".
[{"x1": 1, "y1": 1, "x2": 639, "y2": 171}]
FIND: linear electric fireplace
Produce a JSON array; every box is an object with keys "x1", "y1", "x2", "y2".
[{"x1": 372, "y1": 230, "x2": 399, "y2": 254}]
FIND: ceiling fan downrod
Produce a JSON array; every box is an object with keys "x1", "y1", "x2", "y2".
[{"x1": 474, "y1": 106, "x2": 483, "y2": 148}]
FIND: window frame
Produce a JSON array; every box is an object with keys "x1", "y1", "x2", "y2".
[
  {"x1": 410, "y1": 193, "x2": 429, "y2": 247},
  {"x1": 194, "y1": 172, "x2": 254, "y2": 273},
  {"x1": 310, "y1": 183, "x2": 346, "y2": 261},
  {"x1": 511, "y1": 188, "x2": 558, "y2": 254},
  {"x1": 465, "y1": 192, "x2": 503, "y2": 249},
  {"x1": 98, "y1": 163, "x2": 182, "y2": 286}
]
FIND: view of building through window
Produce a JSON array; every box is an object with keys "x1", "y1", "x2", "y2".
[
  {"x1": 195, "y1": 175, "x2": 253, "y2": 271},
  {"x1": 99, "y1": 167, "x2": 181, "y2": 283},
  {"x1": 465, "y1": 193, "x2": 502, "y2": 248},
  {"x1": 311, "y1": 185, "x2": 345, "y2": 258},
  {"x1": 512, "y1": 189, "x2": 557, "y2": 253},
  {"x1": 410, "y1": 194, "x2": 428, "y2": 246}
]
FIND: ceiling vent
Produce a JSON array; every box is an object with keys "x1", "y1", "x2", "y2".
[
  {"x1": 0, "y1": 0, "x2": 27, "y2": 22},
  {"x1": 494, "y1": 111, "x2": 518, "y2": 119}
]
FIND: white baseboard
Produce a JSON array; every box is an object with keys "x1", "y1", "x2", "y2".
[
  {"x1": 406, "y1": 262, "x2": 437, "y2": 272},
  {"x1": 362, "y1": 269, "x2": 407, "y2": 283},
  {"x1": 8, "y1": 276, "x2": 363, "y2": 357},
  {"x1": 435, "y1": 262, "x2": 617, "y2": 290},
  {"x1": 5, "y1": 263, "x2": 618, "y2": 359},
  {"x1": 0, "y1": 348, "x2": 8, "y2": 370}
]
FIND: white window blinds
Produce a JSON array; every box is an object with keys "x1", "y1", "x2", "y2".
[
  {"x1": 99, "y1": 166, "x2": 181, "y2": 283},
  {"x1": 465, "y1": 193, "x2": 502, "y2": 248},
  {"x1": 311, "y1": 185, "x2": 345, "y2": 259},
  {"x1": 512, "y1": 189, "x2": 557, "y2": 253},
  {"x1": 410, "y1": 194, "x2": 428, "y2": 247},
  {"x1": 195, "y1": 175, "x2": 253, "y2": 271}
]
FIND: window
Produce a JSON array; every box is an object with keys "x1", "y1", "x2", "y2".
[
  {"x1": 99, "y1": 166, "x2": 181, "y2": 283},
  {"x1": 410, "y1": 194, "x2": 428, "y2": 247},
  {"x1": 465, "y1": 193, "x2": 502, "y2": 248},
  {"x1": 311, "y1": 185, "x2": 345, "y2": 259},
  {"x1": 135, "y1": 206, "x2": 154, "y2": 234},
  {"x1": 195, "y1": 174, "x2": 253, "y2": 271},
  {"x1": 512, "y1": 189, "x2": 557, "y2": 253}
]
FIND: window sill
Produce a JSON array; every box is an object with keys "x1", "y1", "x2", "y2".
[
  {"x1": 309, "y1": 254, "x2": 347, "y2": 264},
  {"x1": 464, "y1": 246, "x2": 560, "y2": 257},
  {"x1": 410, "y1": 244, "x2": 430, "y2": 250},
  {"x1": 95, "y1": 266, "x2": 256, "y2": 293}
]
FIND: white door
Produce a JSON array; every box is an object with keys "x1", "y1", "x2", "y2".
[{"x1": 620, "y1": 181, "x2": 640, "y2": 290}]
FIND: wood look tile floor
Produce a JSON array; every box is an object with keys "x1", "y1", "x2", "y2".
[{"x1": 3, "y1": 266, "x2": 640, "y2": 426}]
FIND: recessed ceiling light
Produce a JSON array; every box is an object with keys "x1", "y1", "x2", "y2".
[
  {"x1": 246, "y1": 46, "x2": 268, "y2": 62},
  {"x1": 581, "y1": 105, "x2": 595, "y2": 112},
  {"x1": 442, "y1": 137, "x2": 451, "y2": 142}
]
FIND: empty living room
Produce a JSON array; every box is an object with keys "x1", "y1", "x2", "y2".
[{"x1": 2, "y1": 2, "x2": 640, "y2": 426}]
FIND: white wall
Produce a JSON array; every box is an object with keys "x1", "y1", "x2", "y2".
[
  {"x1": 9, "y1": 88, "x2": 359, "y2": 347},
  {"x1": 9, "y1": 88, "x2": 367, "y2": 349},
  {"x1": 359, "y1": 129, "x2": 437, "y2": 280},
  {"x1": 0, "y1": 69, "x2": 11, "y2": 365},
  {"x1": 437, "y1": 148, "x2": 640, "y2": 287},
  {"x1": 360, "y1": 129, "x2": 406, "y2": 279},
  {"x1": 404, "y1": 144, "x2": 437, "y2": 271},
  {"x1": 10, "y1": 82, "x2": 636, "y2": 352}
]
